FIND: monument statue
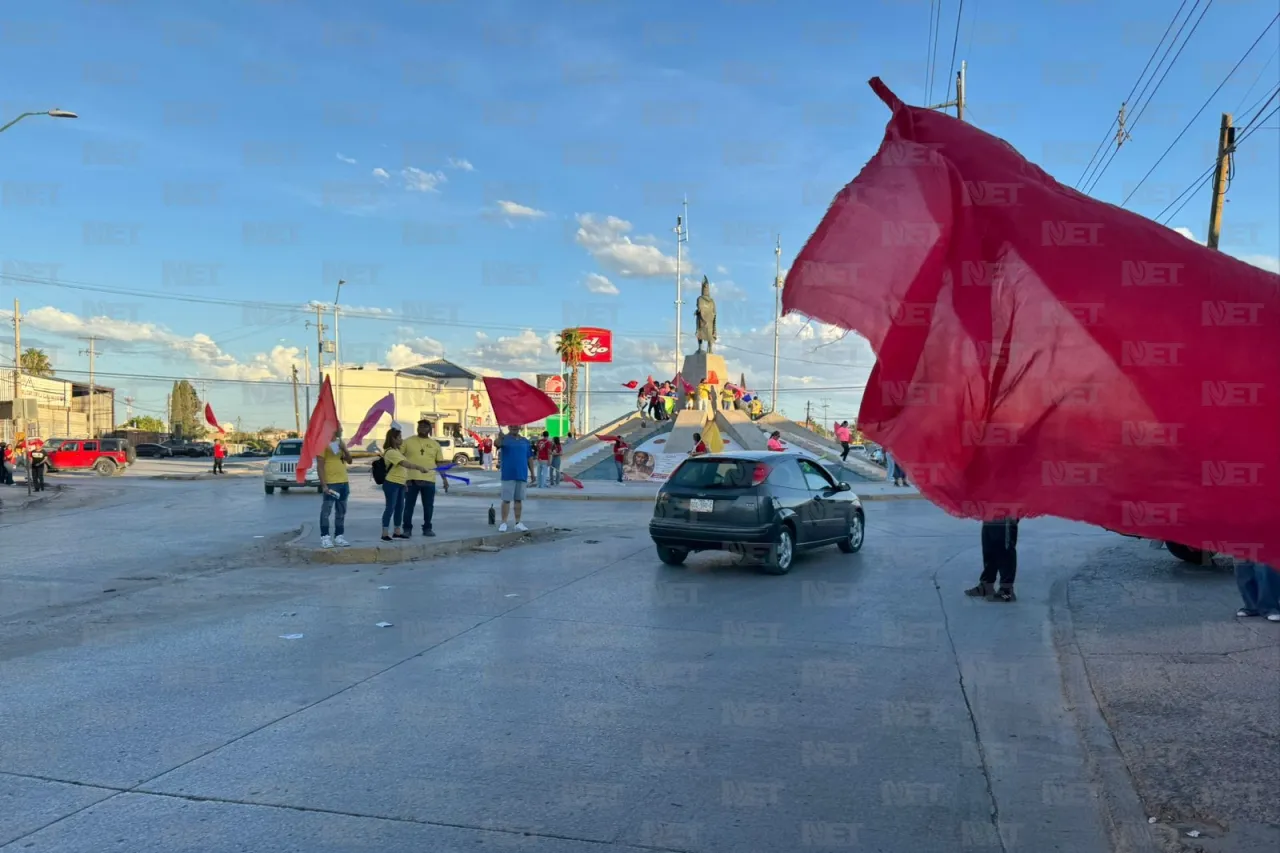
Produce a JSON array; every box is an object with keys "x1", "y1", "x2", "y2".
[{"x1": 694, "y1": 276, "x2": 717, "y2": 354}]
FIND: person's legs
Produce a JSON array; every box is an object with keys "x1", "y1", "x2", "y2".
[
  {"x1": 403, "y1": 480, "x2": 422, "y2": 533},
  {"x1": 968, "y1": 522, "x2": 1003, "y2": 596},
  {"x1": 333, "y1": 484, "x2": 348, "y2": 538},
  {"x1": 34, "y1": 466, "x2": 44, "y2": 491},
  {"x1": 551, "y1": 459, "x2": 561, "y2": 484},
  {"x1": 513, "y1": 500, "x2": 523, "y2": 522},
  {"x1": 320, "y1": 490, "x2": 335, "y2": 537},
  {"x1": 421, "y1": 481, "x2": 437, "y2": 534},
  {"x1": 615, "y1": 459, "x2": 624, "y2": 482},
  {"x1": 381, "y1": 482, "x2": 396, "y2": 534},
  {"x1": 392, "y1": 484, "x2": 406, "y2": 532},
  {"x1": 500, "y1": 480, "x2": 514, "y2": 527},
  {"x1": 841, "y1": 441, "x2": 850, "y2": 461},
  {"x1": 995, "y1": 521, "x2": 1018, "y2": 597},
  {"x1": 1236, "y1": 560, "x2": 1264, "y2": 614}
]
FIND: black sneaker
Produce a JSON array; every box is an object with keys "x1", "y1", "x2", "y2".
[
  {"x1": 988, "y1": 587, "x2": 1016, "y2": 602},
  {"x1": 424, "y1": 529, "x2": 437, "y2": 537},
  {"x1": 393, "y1": 532, "x2": 410, "y2": 540},
  {"x1": 964, "y1": 582, "x2": 993, "y2": 598}
]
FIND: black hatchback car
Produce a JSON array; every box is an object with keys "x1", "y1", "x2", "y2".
[{"x1": 650, "y1": 450, "x2": 865, "y2": 574}]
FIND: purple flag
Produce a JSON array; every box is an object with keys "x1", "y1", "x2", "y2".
[{"x1": 349, "y1": 393, "x2": 395, "y2": 445}]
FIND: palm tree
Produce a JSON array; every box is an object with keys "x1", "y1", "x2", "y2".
[
  {"x1": 20, "y1": 348, "x2": 53, "y2": 377},
  {"x1": 555, "y1": 328, "x2": 585, "y2": 433}
]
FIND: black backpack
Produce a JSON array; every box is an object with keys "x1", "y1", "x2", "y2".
[{"x1": 371, "y1": 457, "x2": 389, "y2": 485}]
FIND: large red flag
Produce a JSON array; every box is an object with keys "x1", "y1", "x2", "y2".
[
  {"x1": 203, "y1": 402, "x2": 226, "y2": 434},
  {"x1": 784, "y1": 78, "x2": 1280, "y2": 566},
  {"x1": 483, "y1": 377, "x2": 558, "y2": 426},
  {"x1": 298, "y1": 377, "x2": 337, "y2": 484}
]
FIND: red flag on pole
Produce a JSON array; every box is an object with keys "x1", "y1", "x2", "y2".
[
  {"x1": 482, "y1": 377, "x2": 558, "y2": 426},
  {"x1": 297, "y1": 377, "x2": 337, "y2": 484},
  {"x1": 203, "y1": 402, "x2": 226, "y2": 434},
  {"x1": 783, "y1": 77, "x2": 1280, "y2": 566}
]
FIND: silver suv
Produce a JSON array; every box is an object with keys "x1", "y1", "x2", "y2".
[{"x1": 263, "y1": 439, "x2": 322, "y2": 494}]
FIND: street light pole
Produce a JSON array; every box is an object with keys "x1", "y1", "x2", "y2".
[
  {"x1": 332, "y1": 279, "x2": 345, "y2": 421},
  {"x1": 673, "y1": 197, "x2": 689, "y2": 370},
  {"x1": 772, "y1": 235, "x2": 782, "y2": 413},
  {"x1": 0, "y1": 109, "x2": 78, "y2": 134}
]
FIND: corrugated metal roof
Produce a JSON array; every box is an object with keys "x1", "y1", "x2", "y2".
[{"x1": 397, "y1": 358, "x2": 478, "y2": 380}]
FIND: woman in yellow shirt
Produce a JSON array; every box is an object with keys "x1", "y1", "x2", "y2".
[{"x1": 380, "y1": 427, "x2": 432, "y2": 541}]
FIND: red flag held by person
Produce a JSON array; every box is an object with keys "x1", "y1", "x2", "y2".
[
  {"x1": 783, "y1": 77, "x2": 1280, "y2": 566},
  {"x1": 622, "y1": 380, "x2": 639, "y2": 389},
  {"x1": 483, "y1": 377, "x2": 558, "y2": 426},
  {"x1": 203, "y1": 402, "x2": 226, "y2": 434},
  {"x1": 297, "y1": 377, "x2": 337, "y2": 484}
]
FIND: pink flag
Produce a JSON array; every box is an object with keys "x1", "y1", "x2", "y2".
[{"x1": 348, "y1": 393, "x2": 395, "y2": 446}]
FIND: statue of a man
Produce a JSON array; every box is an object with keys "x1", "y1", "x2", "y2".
[{"x1": 695, "y1": 276, "x2": 717, "y2": 353}]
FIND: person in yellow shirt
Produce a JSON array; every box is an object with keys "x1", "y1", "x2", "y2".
[
  {"x1": 380, "y1": 426, "x2": 433, "y2": 541},
  {"x1": 697, "y1": 380, "x2": 711, "y2": 412},
  {"x1": 401, "y1": 418, "x2": 449, "y2": 538},
  {"x1": 749, "y1": 398, "x2": 763, "y2": 420},
  {"x1": 719, "y1": 385, "x2": 734, "y2": 411},
  {"x1": 317, "y1": 424, "x2": 353, "y2": 549}
]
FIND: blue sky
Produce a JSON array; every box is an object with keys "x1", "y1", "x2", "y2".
[{"x1": 2, "y1": 0, "x2": 1277, "y2": 430}]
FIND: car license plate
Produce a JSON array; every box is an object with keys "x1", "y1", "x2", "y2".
[{"x1": 689, "y1": 498, "x2": 714, "y2": 513}]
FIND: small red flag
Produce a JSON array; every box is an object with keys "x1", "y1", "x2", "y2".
[
  {"x1": 622, "y1": 380, "x2": 639, "y2": 389},
  {"x1": 483, "y1": 377, "x2": 558, "y2": 426},
  {"x1": 561, "y1": 474, "x2": 585, "y2": 489},
  {"x1": 298, "y1": 377, "x2": 338, "y2": 484},
  {"x1": 203, "y1": 402, "x2": 226, "y2": 434}
]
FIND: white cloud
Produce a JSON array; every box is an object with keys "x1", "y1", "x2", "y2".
[
  {"x1": 1173, "y1": 226, "x2": 1199, "y2": 242},
  {"x1": 403, "y1": 167, "x2": 446, "y2": 193},
  {"x1": 575, "y1": 213, "x2": 681, "y2": 278},
  {"x1": 1237, "y1": 254, "x2": 1280, "y2": 273},
  {"x1": 716, "y1": 265, "x2": 730, "y2": 275},
  {"x1": 336, "y1": 153, "x2": 357, "y2": 165},
  {"x1": 584, "y1": 273, "x2": 619, "y2": 295},
  {"x1": 386, "y1": 338, "x2": 446, "y2": 369},
  {"x1": 372, "y1": 167, "x2": 390, "y2": 182},
  {"x1": 468, "y1": 329, "x2": 556, "y2": 370},
  {"x1": 494, "y1": 199, "x2": 548, "y2": 219},
  {"x1": 714, "y1": 280, "x2": 748, "y2": 301},
  {"x1": 447, "y1": 157, "x2": 475, "y2": 171}
]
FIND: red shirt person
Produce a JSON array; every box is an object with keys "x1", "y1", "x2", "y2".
[{"x1": 611, "y1": 439, "x2": 628, "y2": 483}]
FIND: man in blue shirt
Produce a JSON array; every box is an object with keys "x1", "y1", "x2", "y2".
[{"x1": 495, "y1": 425, "x2": 532, "y2": 532}]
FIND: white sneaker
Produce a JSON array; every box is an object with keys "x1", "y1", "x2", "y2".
[
  {"x1": 320, "y1": 535, "x2": 333, "y2": 549},
  {"x1": 334, "y1": 535, "x2": 350, "y2": 547},
  {"x1": 1267, "y1": 613, "x2": 1280, "y2": 623},
  {"x1": 498, "y1": 523, "x2": 509, "y2": 533},
  {"x1": 515, "y1": 522, "x2": 529, "y2": 532}
]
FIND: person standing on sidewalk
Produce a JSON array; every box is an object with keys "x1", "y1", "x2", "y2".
[
  {"x1": 494, "y1": 425, "x2": 531, "y2": 533},
  {"x1": 967, "y1": 516, "x2": 1020, "y2": 602},
  {"x1": 534, "y1": 431, "x2": 552, "y2": 488},
  {"x1": 27, "y1": 442, "x2": 48, "y2": 492},
  {"x1": 550, "y1": 436, "x2": 563, "y2": 486},
  {"x1": 402, "y1": 418, "x2": 447, "y2": 538},
  {"x1": 212, "y1": 439, "x2": 226, "y2": 474},
  {"x1": 612, "y1": 437, "x2": 628, "y2": 482},
  {"x1": 317, "y1": 426, "x2": 353, "y2": 549},
  {"x1": 696, "y1": 380, "x2": 711, "y2": 412},
  {"x1": 1234, "y1": 559, "x2": 1280, "y2": 622},
  {"x1": 378, "y1": 426, "x2": 433, "y2": 542},
  {"x1": 480, "y1": 435, "x2": 494, "y2": 471},
  {"x1": 834, "y1": 421, "x2": 852, "y2": 461},
  {"x1": 0, "y1": 442, "x2": 11, "y2": 486}
]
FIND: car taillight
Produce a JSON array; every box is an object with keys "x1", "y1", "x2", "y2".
[{"x1": 751, "y1": 463, "x2": 770, "y2": 486}]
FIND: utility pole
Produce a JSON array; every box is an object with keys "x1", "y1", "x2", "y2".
[
  {"x1": 1115, "y1": 102, "x2": 1133, "y2": 149},
  {"x1": 291, "y1": 364, "x2": 302, "y2": 434},
  {"x1": 821, "y1": 399, "x2": 831, "y2": 432},
  {"x1": 80, "y1": 336, "x2": 97, "y2": 438},
  {"x1": 673, "y1": 198, "x2": 689, "y2": 367},
  {"x1": 1207, "y1": 113, "x2": 1234, "y2": 251},
  {"x1": 165, "y1": 393, "x2": 171, "y2": 432},
  {"x1": 925, "y1": 59, "x2": 966, "y2": 121},
  {"x1": 307, "y1": 305, "x2": 327, "y2": 386},
  {"x1": 124, "y1": 396, "x2": 134, "y2": 422},
  {"x1": 805, "y1": 399, "x2": 812, "y2": 429},
  {"x1": 332, "y1": 280, "x2": 345, "y2": 419},
  {"x1": 772, "y1": 235, "x2": 782, "y2": 413},
  {"x1": 12, "y1": 299, "x2": 30, "y2": 495}
]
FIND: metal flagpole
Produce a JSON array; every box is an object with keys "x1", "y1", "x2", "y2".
[
  {"x1": 673, "y1": 197, "x2": 689, "y2": 369},
  {"x1": 772, "y1": 235, "x2": 782, "y2": 413}
]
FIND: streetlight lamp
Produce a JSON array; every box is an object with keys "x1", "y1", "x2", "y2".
[{"x1": 0, "y1": 109, "x2": 78, "y2": 134}]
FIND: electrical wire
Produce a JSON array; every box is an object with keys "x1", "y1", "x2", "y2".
[
  {"x1": 1121, "y1": 13, "x2": 1279, "y2": 207},
  {"x1": 1083, "y1": 0, "x2": 1216, "y2": 196},
  {"x1": 1232, "y1": 47, "x2": 1278, "y2": 113},
  {"x1": 1075, "y1": 0, "x2": 1191, "y2": 187},
  {"x1": 925, "y1": 0, "x2": 941, "y2": 104},
  {"x1": 946, "y1": 0, "x2": 966, "y2": 103}
]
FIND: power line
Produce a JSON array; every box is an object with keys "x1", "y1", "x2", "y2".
[
  {"x1": 1083, "y1": 0, "x2": 1216, "y2": 196},
  {"x1": 946, "y1": 0, "x2": 966, "y2": 101},
  {"x1": 1076, "y1": 0, "x2": 1192, "y2": 187},
  {"x1": 1121, "y1": 13, "x2": 1279, "y2": 207},
  {"x1": 1232, "y1": 47, "x2": 1278, "y2": 113}
]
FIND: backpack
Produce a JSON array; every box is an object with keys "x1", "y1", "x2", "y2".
[{"x1": 371, "y1": 456, "x2": 389, "y2": 485}]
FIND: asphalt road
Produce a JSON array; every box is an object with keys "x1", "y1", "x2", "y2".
[{"x1": 1, "y1": 479, "x2": 1258, "y2": 852}]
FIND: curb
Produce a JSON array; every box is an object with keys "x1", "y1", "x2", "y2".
[
  {"x1": 0, "y1": 484, "x2": 64, "y2": 512},
  {"x1": 145, "y1": 470, "x2": 261, "y2": 481},
  {"x1": 283, "y1": 521, "x2": 562, "y2": 564},
  {"x1": 1049, "y1": 576, "x2": 1163, "y2": 853},
  {"x1": 449, "y1": 487, "x2": 926, "y2": 503}
]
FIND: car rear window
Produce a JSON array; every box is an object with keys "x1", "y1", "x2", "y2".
[
  {"x1": 667, "y1": 459, "x2": 759, "y2": 489},
  {"x1": 274, "y1": 442, "x2": 302, "y2": 456}
]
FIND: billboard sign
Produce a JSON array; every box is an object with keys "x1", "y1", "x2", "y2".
[{"x1": 574, "y1": 327, "x2": 613, "y2": 363}]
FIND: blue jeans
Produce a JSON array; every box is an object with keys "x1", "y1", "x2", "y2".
[
  {"x1": 1235, "y1": 561, "x2": 1280, "y2": 614},
  {"x1": 381, "y1": 482, "x2": 405, "y2": 530},
  {"x1": 537, "y1": 461, "x2": 549, "y2": 488},
  {"x1": 614, "y1": 459, "x2": 624, "y2": 482},
  {"x1": 320, "y1": 483, "x2": 349, "y2": 536},
  {"x1": 404, "y1": 480, "x2": 436, "y2": 532},
  {"x1": 551, "y1": 457, "x2": 561, "y2": 485}
]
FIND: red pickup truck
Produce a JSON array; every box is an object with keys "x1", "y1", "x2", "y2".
[{"x1": 47, "y1": 438, "x2": 135, "y2": 476}]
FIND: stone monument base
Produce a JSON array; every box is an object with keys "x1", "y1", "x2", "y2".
[{"x1": 677, "y1": 350, "x2": 730, "y2": 409}]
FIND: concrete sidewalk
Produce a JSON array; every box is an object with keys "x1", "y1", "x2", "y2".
[
  {"x1": 450, "y1": 477, "x2": 926, "y2": 502},
  {"x1": 0, "y1": 484, "x2": 63, "y2": 511}
]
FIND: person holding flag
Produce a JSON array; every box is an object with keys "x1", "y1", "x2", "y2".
[
  {"x1": 317, "y1": 424, "x2": 353, "y2": 549},
  {"x1": 212, "y1": 438, "x2": 226, "y2": 474},
  {"x1": 482, "y1": 376, "x2": 558, "y2": 532}
]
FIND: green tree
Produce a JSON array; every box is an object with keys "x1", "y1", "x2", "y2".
[
  {"x1": 124, "y1": 415, "x2": 166, "y2": 432},
  {"x1": 20, "y1": 348, "x2": 53, "y2": 377},
  {"x1": 169, "y1": 380, "x2": 204, "y2": 440},
  {"x1": 555, "y1": 329, "x2": 585, "y2": 433}
]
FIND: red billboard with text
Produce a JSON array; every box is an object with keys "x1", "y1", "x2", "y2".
[{"x1": 574, "y1": 327, "x2": 613, "y2": 363}]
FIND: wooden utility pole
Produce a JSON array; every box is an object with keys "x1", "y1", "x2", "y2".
[
  {"x1": 12, "y1": 299, "x2": 31, "y2": 495},
  {"x1": 311, "y1": 304, "x2": 327, "y2": 386},
  {"x1": 80, "y1": 337, "x2": 97, "y2": 438},
  {"x1": 955, "y1": 61, "x2": 965, "y2": 120},
  {"x1": 805, "y1": 399, "x2": 812, "y2": 429},
  {"x1": 165, "y1": 393, "x2": 171, "y2": 432},
  {"x1": 291, "y1": 364, "x2": 302, "y2": 433},
  {"x1": 1207, "y1": 112, "x2": 1234, "y2": 251}
]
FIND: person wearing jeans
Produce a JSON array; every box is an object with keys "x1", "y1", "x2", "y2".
[
  {"x1": 1235, "y1": 560, "x2": 1280, "y2": 621},
  {"x1": 317, "y1": 426, "x2": 352, "y2": 549},
  {"x1": 612, "y1": 438, "x2": 628, "y2": 483},
  {"x1": 402, "y1": 418, "x2": 446, "y2": 538},
  {"x1": 967, "y1": 517, "x2": 1019, "y2": 602},
  {"x1": 379, "y1": 427, "x2": 431, "y2": 541},
  {"x1": 550, "y1": 437, "x2": 562, "y2": 485}
]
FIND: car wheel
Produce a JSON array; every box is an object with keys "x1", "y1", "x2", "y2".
[
  {"x1": 655, "y1": 544, "x2": 689, "y2": 566},
  {"x1": 281, "y1": 486, "x2": 290, "y2": 493},
  {"x1": 264, "y1": 485, "x2": 275, "y2": 494},
  {"x1": 453, "y1": 453, "x2": 470, "y2": 465},
  {"x1": 93, "y1": 459, "x2": 116, "y2": 477},
  {"x1": 762, "y1": 524, "x2": 795, "y2": 575},
  {"x1": 837, "y1": 510, "x2": 865, "y2": 553},
  {"x1": 1166, "y1": 541, "x2": 1212, "y2": 565}
]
